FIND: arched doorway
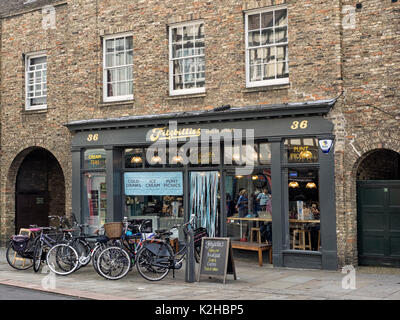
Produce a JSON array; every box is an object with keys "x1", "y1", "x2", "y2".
[
  {"x1": 15, "y1": 148, "x2": 65, "y2": 233},
  {"x1": 357, "y1": 149, "x2": 400, "y2": 267}
]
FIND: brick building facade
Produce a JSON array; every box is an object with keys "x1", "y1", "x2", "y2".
[{"x1": 0, "y1": 0, "x2": 398, "y2": 269}]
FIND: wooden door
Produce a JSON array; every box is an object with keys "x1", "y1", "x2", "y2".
[
  {"x1": 357, "y1": 181, "x2": 400, "y2": 267},
  {"x1": 16, "y1": 192, "x2": 49, "y2": 233}
]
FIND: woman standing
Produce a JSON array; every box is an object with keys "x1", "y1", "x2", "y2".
[{"x1": 236, "y1": 189, "x2": 248, "y2": 218}]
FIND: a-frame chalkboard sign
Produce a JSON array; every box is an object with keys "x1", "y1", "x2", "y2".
[{"x1": 197, "y1": 237, "x2": 237, "y2": 284}]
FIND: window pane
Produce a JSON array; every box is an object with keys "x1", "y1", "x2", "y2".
[
  {"x1": 126, "y1": 50, "x2": 133, "y2": 65},
  {"x1": 248, "y1": 13, "x2": 260, "y2": 30},
  {"x1": 250, "y1": 64, "x2": 262, "y2": 81},
  {"x1": 107, "y1": 69, "x2": 115, "y2": 82},
  {"x1": 184, "y1": 58, "x2": 196, "y2": 74},
  {"x1": 126, "y1": 66, "x2": 133, "y2": 80},
  {"x1": 115, "y1": 51, "x2": 125, "y2": 66},
  {"x1": 249, "y1": 47, "x2": 275, "y2": 64},
  {"x1": 259, "y1": 143, "x2": 272, "y2": 164},
  {"x1": 116, "y1": 67, "x2": 126, "y2": 81},
  {"x1": 106, "y1": 53, "x2": 114, "y2": 67},
  {"x1": 31, "y1": 56, "x2": 46, "y2": 65},
  {"x1": 172, "y1": 43, "x2": 182, "y2": 58},
  {"x1": 106, "y1": 39, "x2": 114, "y2": 53},
  {"x1": 107, "y1": 83, "x2": 114, "y2": 97},
  {"x1": 277, "y1": 61, "x2": 289, "y2": 78},
  {"x1": 248, "y1": 31, "x2": 260, "y2": 47},
  {"x1": 275, "y1": 9, "x2": 287, "y2": 26},
  {"x1": 196, "y1": 56, "x2": 205, "y2": 74},
  {"x1": 183, "y1": 25, "x2": 195, "y2": 41},
  {"x1": 285, "y1": 138, "x2": 319, "y2": 163},
  {"x1": 126, "y1": 37, "x2": 133, "y2": 50},
  {"x1": 226, "y1": 170, "x2": 273, "y2": 244},
  {"x1": 172, "y1": 27, "x2": 183, "y2": 43},
  {"x1": 261, "y1": 11, "x2": 274, "y2": 28},
  {"x1": 83, "y1": 172, "x2": 107, "y2": 231},
  {"x1": 84, "y1": 148, "x2": 106, "y2": 169},
  {"x1": 261, "y1": 28, "x2": 274, "y2": 45},
  {"x1": 183, "y1": 40, "x2": 194, "y2": 57},
  {"x1": 275, "y1": 27, "x2": 288, "y2": 43},
  {"x1": 195, "y1": 24, "x2": 204, "y2": 39},
  {"x1": 276, "y1": 45, "x2": 288, "y2": 61},
  {"x1": 173, "y1": 60, "x2": 184, "y2": 75},
  {"x1": 263, "y1": 63, "x2": 276, "y2": 80},
  {"x1": 195, "y1": 40, "x2": 205, "y2": 56},
  {"x1": 115, "y1": 37, "x2": 125, "y2": 51},
  {"x1": 288, "y1": 167, "x2": 320, "y2": 251},
  {"x1": 173, "y1": 75, "x2": 183, "y2": 90},
  {"x1": 116, "y1": 82, "x2": 129, "y2": 96}
]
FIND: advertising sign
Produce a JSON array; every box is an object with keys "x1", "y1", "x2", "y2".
[{"x1": 124, "y1": 171, "x2": 183, "y2": 196}]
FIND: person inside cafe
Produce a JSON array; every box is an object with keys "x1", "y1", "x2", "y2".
[
  {"x1": 256, "y1": 188, "x2": 270, "y2": 213},
  {"x1": 236, "y1": 189, "x2": 248, "y2": 218}
]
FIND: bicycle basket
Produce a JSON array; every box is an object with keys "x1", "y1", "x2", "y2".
[
  {"x1": 194, "y1": 227, "x2": 208, "y2": 244},
  {"x1": 11, "y1": 235, "x2": 30, "y2": 253},
  {"x1": 104, "y1": 222, "x2": 123, "y2": 239}
]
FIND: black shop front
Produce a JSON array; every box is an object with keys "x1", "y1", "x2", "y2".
[{"x1": 66, "y1": 98, "x2": 338, "y2": 270}]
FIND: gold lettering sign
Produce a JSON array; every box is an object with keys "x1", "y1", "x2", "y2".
[
  {"x1": 149, "y1": 127, "x2": 234, "y2": 142},
  {"x1": 289, "y1": 146, "x2": 313, "y2": 160}
]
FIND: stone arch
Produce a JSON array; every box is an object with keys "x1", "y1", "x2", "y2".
[
  {"x1": 2, "y1": 146, "x2": 66, "y2": 238},
  {"x1": 347, "y1": 146, "x2": 400, "y2": 266}
]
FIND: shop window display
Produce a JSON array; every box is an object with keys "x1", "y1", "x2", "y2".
[
  {"x1": 287, "y1": 168, "x2": 320, "y2": 251},
  {"x1": 226, "y1": 170, "x2": 272, "y2": 245},
  {"x1": 82, "y1": 172, "x2": 107, "y2": 233}
]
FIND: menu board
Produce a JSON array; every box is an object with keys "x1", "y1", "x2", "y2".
[{"x1": 197, "y1": 237, "x2": 236, "y2": 284}]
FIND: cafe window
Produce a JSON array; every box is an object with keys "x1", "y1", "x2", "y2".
[
  {"x1": 83, "y1": 172, "x2": 107, "y2": 232},
  {"x1": 223, "y1": 142, "x2": 271, "y2": 166},
  {"x1": 123, "y1": 171, "x2": 185, "y2": 240},
  {"x1": 226, "y1": 170, "x2": 272, "y2": 245},
  {"x1": 287, "y1": 167, "x2": 320, "y2": 251},
  {"x1": 125, "y1": 148, "x2": 144, "y2": 168},
  {"x1": 284, "y1": 137, "x2": 318, "y2": 163},
  {"x1": 83, "y1": 149, "x2": 106, "y2": 169}
]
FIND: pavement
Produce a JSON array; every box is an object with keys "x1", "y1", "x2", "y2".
[{"x1": 1, "y1": 247, "x2": 400, "y2": 300}]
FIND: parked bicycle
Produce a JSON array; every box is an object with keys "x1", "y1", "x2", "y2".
[
  {"x1": 96, "y1": 218, "x2": 155, "y2": 280},
  {"x1": 135, "y1": 214, "x2": 207, "y2": 282}
]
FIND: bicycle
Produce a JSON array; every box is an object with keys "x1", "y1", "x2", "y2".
[
  {"x1": 135, "y1": 214, "x2": 207, "y2": 282},
  {"x1": 5, "y1": 226, "x2": 42, "y2": 270},
  {"x1": 96, "y1": 219, "x2": 154, "y2": 280},
  {"x1": 32, "y1": 226, "x2": 76, "y2": 273}
]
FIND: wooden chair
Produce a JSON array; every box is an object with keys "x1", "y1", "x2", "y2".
[
  {"x1": 250, "y1": 227, "x2": 261, "y2": 243},
  {"x1": 292, "y1": 229, "x2": 312, "y2": 250}
]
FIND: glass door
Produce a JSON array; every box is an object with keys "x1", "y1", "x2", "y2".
[{"x1": 189, "y1": 171, "x2": 220, "y2": 237}]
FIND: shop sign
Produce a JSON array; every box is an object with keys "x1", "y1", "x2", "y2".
[
  {"x1": 288, "y1": 146, "x2": 315, "y2": 161},
  {"x1": 148, "y1": 126, "x2": 234, "y2": 142},
  {"x1": 124, "y1": 171, "x2": 183, "y2": 196}
]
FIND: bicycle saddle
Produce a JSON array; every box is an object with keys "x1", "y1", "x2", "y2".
[{"x1": 155, "y1": 229, "x2": 173, "y2": 236}]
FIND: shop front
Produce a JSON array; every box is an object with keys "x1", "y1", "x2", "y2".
[{"x1": 66, "y1": 98, "x2": 338, "y2": 270}]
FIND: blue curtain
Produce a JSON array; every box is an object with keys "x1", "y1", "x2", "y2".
[{"x1": 189, "y1": 171, "x2": 219, "y2": 237}]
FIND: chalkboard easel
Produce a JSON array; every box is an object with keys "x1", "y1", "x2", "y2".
[{"x1": 197, "y1": 237, "x2": 237, "y2": 284}]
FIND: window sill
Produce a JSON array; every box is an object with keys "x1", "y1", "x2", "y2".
[
  {"x1": 99, "y1": 100, "x2": 134, "y2": 108},
  {"x1": 242, "y1": 83, "x2": 290, "y2": 93},
  {"x1": 166, "y1": 93, "x2": 206, "y2": 100},
  {"x1": 22, "y1": 108, "x2": 48, "y2": 115}
]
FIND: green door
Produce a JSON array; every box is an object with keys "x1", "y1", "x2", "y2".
[{"x1": 357, "y1": 181, "x2": 400, "y2": 267}]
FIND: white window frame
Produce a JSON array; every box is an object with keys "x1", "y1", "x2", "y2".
[
  {"x1": 25, "y1": 51, "x2": 47, "y2": 111},
  {"x1": 245, "y1": 5, "x2": 289, "y2": 88},
  {"x1": 169, "y1": 20, "x2": 206, "y2": 96},
  {"x1": 103, "y1": 32, "x2": 134, "y2": 103}
]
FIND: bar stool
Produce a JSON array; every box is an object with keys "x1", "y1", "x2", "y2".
[
  {"x1": 250, "y1": 227, "x2": 261, "y2": 243},
  {"x1": 292, "y1": 229, "x2": 312, "y2": 250}
]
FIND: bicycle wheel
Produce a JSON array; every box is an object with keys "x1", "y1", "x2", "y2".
[
  {"x1": 46, "y1": 244, "x2": 79, "y2": 276},
  {"x1": 32, "y1": 240, "x2": 43, "y2": 273},
  {"x1": 92, "y1": 243, "x2": 107, "y2": 273},
  {"x1": 74, "y1": 240, "x2": 91, "y2": 269},
  {"x1": 5, "y1": 241, "x2": 33, "y2": 270},
  {"x1": 135, "y1": 246, "x2": 171, "y2": 281},
  {"x1": 96, "y1": 246, "x2": 131, "y2": 280}
]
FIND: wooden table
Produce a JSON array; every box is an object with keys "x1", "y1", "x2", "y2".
[{"x1": 227, "y1": 217, "x2": 320, "y2": 238}]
